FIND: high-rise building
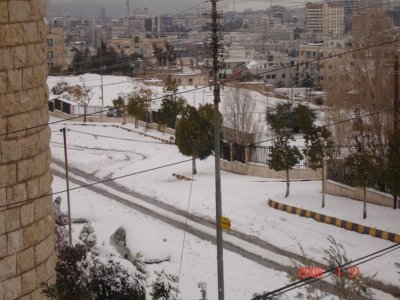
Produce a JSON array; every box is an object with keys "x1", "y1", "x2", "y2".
[{"x1": 305, "y1": 2, "x2": 345, "y2": 39}]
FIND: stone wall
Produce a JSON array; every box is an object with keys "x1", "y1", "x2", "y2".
[
  {"x1": 326, "y1": 180, "x2": 393, "y2": 207},
  {"x1": 0, "y1": 1, "x2": 56, "y2": 299},
  {"x1": 221, "y1": 160, "x2": 322, "y2": 179}
]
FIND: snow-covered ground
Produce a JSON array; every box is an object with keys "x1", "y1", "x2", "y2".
[
  {"x1": 47, "y1": 74, "x2": 324, "y2": 147},
  {"x1": 47, "y1": 74, "x2": 399, "y2": 298},
  {"x1": 49, "y1": 117, "x2": 400, "y2": 298},
  {"x1": 52, "y1": 173, "x2": 295, "y2": 300}
]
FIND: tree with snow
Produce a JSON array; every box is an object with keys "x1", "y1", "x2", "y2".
[
  {"x1": 42, "y1": 225, "x2": 147, "y2": 300},
  {"x1": 79, "y1": 222, "x2": 97, "y2": 250},
  {"x1": 150, "y1": 270, "x2": 179, "y2": 300},
  {"x1": 267, "y1": 134, "x2": 303, "y2": 198},
  {"x1": 303, "y1": 126, "x2": 334, "y2": 208}
]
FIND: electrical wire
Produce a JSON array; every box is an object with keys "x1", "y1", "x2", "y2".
[
  {"x1": 0, "y1": 158, "x2": 192, "y2": 211},
  {"x1": 176, "y1": 171, "x2": 195, "y2": 296},
  {"x1": 0, "y1": 85, "x2": 207, "y2": 138},
  {"x1": 251, "y1": 243, "x2": 400, "y2": 299},
  {"x1": 252, "y1": 106, "x2": 395, "y2": 146}
]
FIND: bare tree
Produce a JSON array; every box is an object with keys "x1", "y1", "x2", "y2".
[
  {"x1": 222, "y1": 88, "x2": 257, "y2": 145},
  {"x1": 325, "y1": 5, "x2": 396, "y2": 173},
  {"x1": 66, "y1": 83, "x2": 93, "y2": 123}
]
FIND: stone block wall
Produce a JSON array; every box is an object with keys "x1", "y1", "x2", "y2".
[{"x1": 0, "y1": 1, "x2": 56, "y2": 299}]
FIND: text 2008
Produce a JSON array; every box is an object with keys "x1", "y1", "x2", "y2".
[{"x1": 298, "y1": 266, "x2": 361, "y2": 279}]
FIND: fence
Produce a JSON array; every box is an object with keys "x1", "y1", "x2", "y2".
[{"x1": 249, "y1": 145, "x2": 306, "y2": 167}]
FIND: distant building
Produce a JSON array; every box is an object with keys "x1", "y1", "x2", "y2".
[
  {"x1": 47, "y1": 26, "x2": 67, "y2": 72},
  {"x1": 305, "y1": 2, "x2": 345, "y2": 39}
]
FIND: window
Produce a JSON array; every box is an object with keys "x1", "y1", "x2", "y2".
[
  {"x1": 271, "y1": 74, "x2": 276, "y2": 79},
  {"x1": 189, "y1": 78, "x2": 193, "y2": 85},
  {"x1": 47, "y1": 51, "x2": 54, "y2": 59},
  {"x1": 282, "y1": 74, "x2": 285, "y2": 79},
  {"x1": 47, "y1": 38, "x2": 53, "y2": 47},
  {"x1": 134, "y1": 37, "x2": 140, "y2": 43}
]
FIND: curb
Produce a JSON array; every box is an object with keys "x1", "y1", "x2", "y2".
[
  {"x1": 64, "y1": 123, "x2": 175, "y2": 145},
  {"x1": 172, "y1": 173, "x2": 192, "y2": 181},
  {"x1": 268, "y1": 199, "x2": 400, "y2": 244}
]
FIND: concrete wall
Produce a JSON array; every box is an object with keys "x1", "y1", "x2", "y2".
[
  {"x1": 326, "y1": 180, "x2": 393, "y2": 207},
  {"x1": 221, "y1": 160, "x2": 322, "y2": 179},
  {"x1": 0, "y1": 1, "x2": 56, "y2": 299}
]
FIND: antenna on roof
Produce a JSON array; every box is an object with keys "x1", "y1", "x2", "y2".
[{"x1": 126, "y1": 0, "x2": 130, "y2": 18}]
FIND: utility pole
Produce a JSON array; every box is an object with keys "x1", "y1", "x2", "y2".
[
  {"x1": 211, "y1": 0, "x2": 225, "y2": 299},
  {"x1": 394, "y1": 55, "x2": 399, "y2": 134},
  {"x1": 60, "y1": 127, "x2": 72, "y2": 244},
  {"x1": 100, "y1": 41, "x2": 104, "y2": 118}
]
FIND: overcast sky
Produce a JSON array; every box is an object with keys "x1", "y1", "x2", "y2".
[{"x1": 48, "y1": 0, "x2": 310, "y2": 17}]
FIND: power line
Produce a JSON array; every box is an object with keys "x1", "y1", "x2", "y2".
[
  {"x1": 0, "y1": 85, "x2": 207, "y2": 137},
  {"x1": 3, "y1": 30, "x2": 398, "y2": 137},
  {"x1": 176, "y1": 171, "x2": 195, "y2": 296},
  {"x1": 252, "y1": 107, "x2": 395, "y2": 146},
  {"x1": 0, "y1": 158, "x2": 192, "y2": 211},
  {"x1": 222, "y1": 36, "x2": 400, "y2": 85},
  {"x1": 251, "y1": 242, "x2": 400, "y2": 299}
]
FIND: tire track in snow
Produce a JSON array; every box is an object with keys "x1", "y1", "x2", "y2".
[{"x1": 51, "y1": 159, "x2": 400, "y2": 298}]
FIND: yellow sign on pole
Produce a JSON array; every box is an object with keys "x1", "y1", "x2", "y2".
[{"x1": 220, "y1": 216, "x2": 231, "y2": 231}]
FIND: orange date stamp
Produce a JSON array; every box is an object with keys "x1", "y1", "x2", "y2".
[{"x1": 298, "y1": 266, "x2": 361, "y2": 279}]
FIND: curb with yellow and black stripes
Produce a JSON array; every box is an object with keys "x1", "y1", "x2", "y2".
[{"x1": 268, "y1": 199, "x2": 400, "y2": 244}]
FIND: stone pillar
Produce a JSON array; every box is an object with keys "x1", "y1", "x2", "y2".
[{"x1": 0, "y1": 1, "x2": 56, "y2": 299}]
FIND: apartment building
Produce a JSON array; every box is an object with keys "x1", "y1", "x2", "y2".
[
  {"x1": 47, "y1": 26, "x2": 67, "y2": 72},
  {"x1": 305, "y1": 2, "x2": 345, "y2": 39}
]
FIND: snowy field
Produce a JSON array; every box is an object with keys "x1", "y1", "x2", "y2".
[{"x1": 49, "y1": 118, "x2": 400, "y2": 298}]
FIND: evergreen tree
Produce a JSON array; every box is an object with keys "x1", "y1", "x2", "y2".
[
  {"x1": 175, "y1": 104, "x2": 218, "y2": 174},
  {"x1": 385, "y1": 132, "x2": 400, "y2": 209},
  {"x1": 267, "y1": 134, "x2": 303, "y2": 198},
  {"x1": 42, "y1": 225, "x2": 147, "y2": 300},
  {"x1": 158, "y1": 78, "x2": 187, "y2": 129},
  {"x1": 127, "y1": 88, "x2": 152, "y2": 128},
  {"x1": 303, "y1": 126, "x2": 334, "y2": 208},
  {"x1": 79, "y1": 223, "x2": 97, "y2": 250},
  {"x1": 110, "y1": 96, "x2": 125, "y2": 117},
  {"x1": 346, "y1": 110, "x2": 377, "y2": 219},
  {"x1": 150, "y1": 270, "x2": 179, "y2": 300},
  {"x1": 267, "y1": 103, "x2": 316, "y2": 134}
]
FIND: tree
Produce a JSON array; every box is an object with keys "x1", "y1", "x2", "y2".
[
  {"x1": 222, "y1": 88, "x2": 257, "y2": 145},
  {"x1": 267, "y1": 134, "x2": 303, "y2": 198},
  {"x1": 197, "y1": 282, "x2": 208, "y2": 300},
  {"x1": 127, "y1": 88, "x2": 152, "y2": 128},
  {"x1": 42, "y1": 225, "x2": 147, "y2": 300},
  {"x1": 303, "y1": 126, "x2": 335, "y2": 208},
  {"x1": 175, "y1": 104, "x2": 219, "y2": 175},
  {"x1": 158, "y1": 78, "x2": 187, "y2": 129},
  {"x1": 66, "y1": 83, "x2": 93, "y2": 123},
  {"x1": 385, "y1": 132, "x2": 400, "y2": 209},
  {"x1": 150, "y1": 270, "x2": 179, "y2": 300},
  {"x1": 110, "y1": 96, "x2": 125, "y2": 118},
  {"x1": 346, "y1": 110, "x2": 377, "y2": 219},
  {"x1": 79, "y1": 223, "x2": 97, "y2": 250},
  {"x1": 51, "y1": 80, "x2": 68, "y2": 95},
  {"x1": 323, "y1": 236, "x2": 375, "y2": 300},
  {"x1": 325, "y1": 6, "x2": 395, "y2": 174},
  {"x1": 267, "y1": 103, "x2": 316, "y2": 134}
]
